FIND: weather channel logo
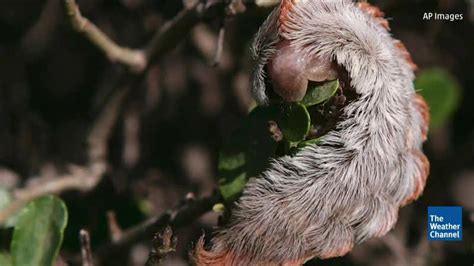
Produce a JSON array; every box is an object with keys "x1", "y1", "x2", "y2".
[{"x1": 428, "y1": 206, "x2": 462, "y2": 241}]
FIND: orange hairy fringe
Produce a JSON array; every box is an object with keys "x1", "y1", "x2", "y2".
[{"x1": 193, "y1": 236, "x2": 309, "y2": 266}]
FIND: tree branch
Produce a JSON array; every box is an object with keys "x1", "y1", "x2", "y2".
[
  {"x1": 0, "y1": 162, "x2": 106, "y2": 224},
  {"x1": 143, "y1": 1, "x2": 202, "y2": 66},
  {"x1": 63, "y1": 0, "x2": 247, "y2": 72},
  {"x1": 64, "y1": 0, "x2": 146, "y2": 72},
  {"x1": 95, "y1": 193, "x2": 220, "y2": 263}
]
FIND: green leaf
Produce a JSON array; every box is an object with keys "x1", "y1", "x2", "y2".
[
  {"x1": 276, "y1": 103, "x2": 311, "y2": 142},
  {"x1": 0, "y1": 253, "x2": 12, "y2": 266},
  {"x1": 300, "y1": 79, "x2": 339, "y2": 107},
  {"x1": 11, "y1": 195, "x2": 68, "y2": 266},
  {"x1": 416, "y1": 68, "x2": 461, "y2": 129},
  {"x1": 218, "y1": 106, "x2": 280, "y2": 201},
  {"x1": 219, "y1": 173, "x2": 248, "y2": 201},
  {"x1": 212, "y1": 203, "x2": 226, "y2": 213}
]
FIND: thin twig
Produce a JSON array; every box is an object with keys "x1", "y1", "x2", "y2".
[
  {"x1": 80, "y1": 229, "x2": 94, "y2": 266},
  {"x1": 0, "y1": 162, "x2": 105, "y2": 224},
  {"x1": 143, "y1": 1, "x2": 202, "y2": 65},
  {"x1": 64, "y1": 0, "x2": 146, "y2": 72},
  {"x1": 87, "y1": 87, "x2": 129, "y2": 162},
  {"x1": 63, "y1": 0, "x2": 231, "y2": 72}
]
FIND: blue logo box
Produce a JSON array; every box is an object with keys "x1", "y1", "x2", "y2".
[{"x1": 428, "y1": 206, "x2": 462, "y2": 241}]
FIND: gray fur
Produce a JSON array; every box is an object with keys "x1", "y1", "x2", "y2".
[
  {"x1": 251, "y1": 6, "x2": 280, "y2": 104},
  {"x1": 210, "y1": 0, "x2": 427, "y2": 264}
]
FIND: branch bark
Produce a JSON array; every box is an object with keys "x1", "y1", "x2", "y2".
[
  {"x1": 0, "y1": 163, "x2": 106, "y2": 225},
  {"x1": 95, "y1": 193, "x2": 220, "y2": 263},
  {"x1": 63, "y1": 0, "x2": 233, "y2": 72},
  {"x1": 64, "y1": 0, "x2": 146, "y2": 72},
  {"x1": 80, "y1": 229, "x2": 94, "y2": 266}
]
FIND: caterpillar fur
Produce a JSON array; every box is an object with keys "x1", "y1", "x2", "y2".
[{"x1": 195, "y1": 0, "x2": 430, "y2": 265}]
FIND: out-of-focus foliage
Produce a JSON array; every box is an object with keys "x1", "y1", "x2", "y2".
[
  {"x1": 0, "y1": 252, "x2": 11, "y2": 266},
  {"x1": 416, "y1": 68, "x2": 461, "y2": 129},
  {"x1": 218, "y1": 106, "x2": 279, "y2": 201}
]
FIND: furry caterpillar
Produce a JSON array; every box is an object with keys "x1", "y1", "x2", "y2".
[{"x1": 196, "y1": 0, "x2": 430, "y2": 265}]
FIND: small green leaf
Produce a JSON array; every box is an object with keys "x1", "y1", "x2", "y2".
[
  {"x1": 137, "y1": 199, "x2": 154, "y2": 216},
  {"x1": 218, "y1": 106, "x2": 280, "y2": 201},
  {"x1": 416, "y1": 68, "x2": 461, "y2": 129},
  {"x1": 276, "y1": 103, "x2": 311, "y2": 142},
  {"x1": 300, "y1": 79, "x2": 339, "y2": 107},
  {"x1": 0, "y1": 253, "x2": 12, "y2": 266},
  {"x1": 11, "y1": 195, "x2": 68, "y2": 266},
  {"x1": 212, "y1": 203, "x2": 226, "y2": 213}
]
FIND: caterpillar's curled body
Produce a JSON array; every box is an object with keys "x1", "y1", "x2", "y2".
[{"x1": 196, "y1": 0, "x2": 430, "y2": 265}]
